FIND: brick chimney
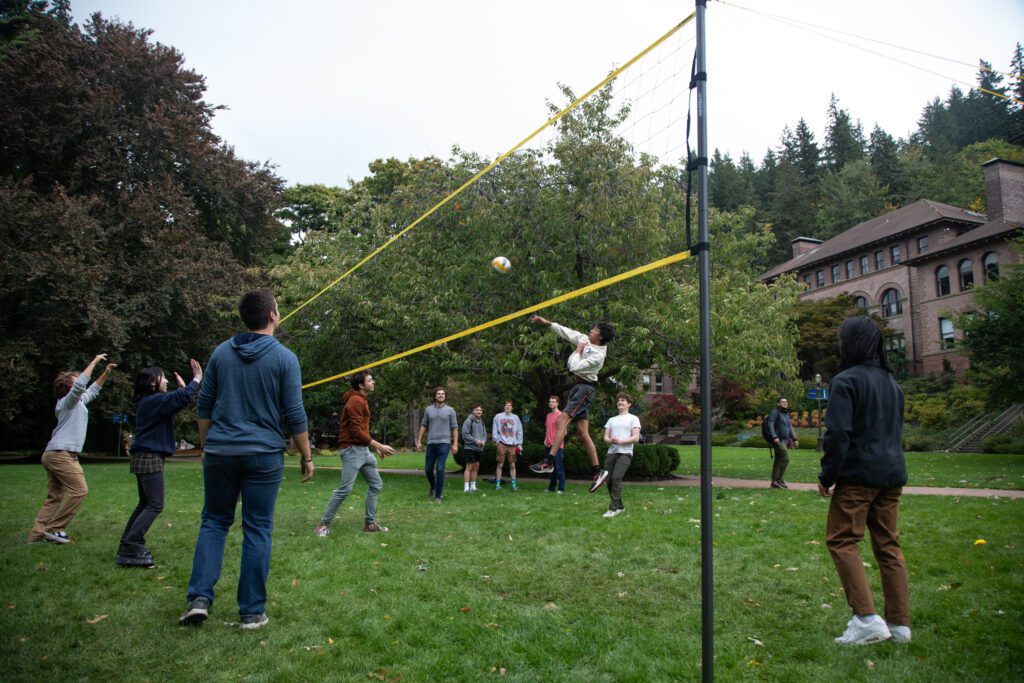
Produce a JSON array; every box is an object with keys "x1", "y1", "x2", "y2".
[
  {"x1": 790, "y1": 236, "x2": 822, "y2": 259},
  {"x1": 982, "y1": 158, "x2": 1024, "y2": 224}
]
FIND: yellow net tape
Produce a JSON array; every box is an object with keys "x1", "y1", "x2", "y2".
[
  {"x1": 302, "y1": 249, "x2": 692, "y2": 389},
  {"x1": 281, "y1": 12, "x2": 696, "y2": 325}
]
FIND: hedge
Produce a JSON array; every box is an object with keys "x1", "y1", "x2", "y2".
[{"x1": 452, "y1": 442, "x2": 681, "y2": 480}]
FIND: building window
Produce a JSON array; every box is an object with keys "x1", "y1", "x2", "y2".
[
  {"x1": 917, "y1": 235, "x2": 929, "y2": 254},
  {"x1": 875, "y1": 250, "x2": 885, "y2": 270},
  {"x1": 816, "y1": 270, "x2": 825, "y2": 287},
  {"x1": 831, "y1": 264, "x2": 841, "y2": 283},
  {"x1": 983, "y1": 252, "x2": 999, "y2": 282},
  {"x1": 859, "y1": 255, "x2": 869, "y2": 275},
  {"x1": 803, "y1": 274, "x2": 812, "y2": 287},
  {"x1": 939, "y1": 318, "x2": 955, "y2": 349},
  {"x1": 936, "y1": 265, "x2": 950, "y2": 296},
  {"x1": 881, "y1": 288, "x2": 902, "y2": 317},
  {"x1": 854, "y1": 296, "x2": 868, "y2": 310},
  {"x1": 845, "y1": 259, "x2": 855, "y2": 279},
  {"x1": 958, "y1": 258, "x2": 974, "y2": 290},
  {"x1": 890, "y1": 245, "x2": 901, "y2": 265},
  {"x1": 642, "y1": 373, "x2": 651, "y2": 390},
  {"x1": 885, "y1": 334, "x2": 907, "y2": 376}
]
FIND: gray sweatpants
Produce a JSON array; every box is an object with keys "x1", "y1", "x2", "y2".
[{"x1": 321, "y1": 446, "x2": 383, "y2": 525}]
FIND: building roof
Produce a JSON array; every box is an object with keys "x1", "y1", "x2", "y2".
[
  {"x1": 903, "y1": 220, "x2": 1023, "y2": 264},
  {"x1": 760, "y1": 199, "x2": 986, "y2": 281}
]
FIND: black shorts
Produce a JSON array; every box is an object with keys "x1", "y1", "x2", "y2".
[
  {"x1": 563, "y1": 382, "x2": 596, "y2": 420},
  {"x1": 463, "y1": 448, "x2": 482, "y2": 464}
]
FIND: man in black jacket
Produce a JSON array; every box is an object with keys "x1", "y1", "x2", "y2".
[
  {"x1": 766, "y1": 397, "x2": 798, "y2": 488},
  {"x1": 818, "y1": 316, "x2": 910, "y2": 646}
]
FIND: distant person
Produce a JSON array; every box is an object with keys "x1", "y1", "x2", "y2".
[
  {"x1": 819, "y1": 316, "x2": 910, "y2": 645},
  {"x1": 492, "y1": 400, "x2": 523, "y2": 491},
  {"x1": 316, "y1": 371, "x2": 395, "y2": 536},
  {"x1": 461, "y1": 404, "x2": 486, "y2": 492},
  {"x1": 765, "y1": 397, "x2": 798, "y2": 488},
  {"x1": 28, "y1": 353, "x2": 116, "y2": 544},
  {"x1": 116, "y1": 360, "x2": 203, "y2": 568},
  {"x1": 543, "y1": 395, "x2": 566, "y2": 494},
  {"x1": 601, "y1": 393, "x2": 641, "y2": 517},
  {"x1": 527, "y1": 315, "x2": 615, "y2": 493},
  {"x1": 415, "y1": 387, "x2": 458, "y2": 502},
  {"x1": 179, "y1": 288, "x2": 314, "y2": 631}
]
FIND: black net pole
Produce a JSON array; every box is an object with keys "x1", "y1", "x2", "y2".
[{"x1": 695, "y1": 1, "x2": 714, "y2": 681}]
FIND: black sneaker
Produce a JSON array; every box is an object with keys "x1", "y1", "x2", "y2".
[
  {"x1": 770, "y1": 481, "x2": 784, "y2": 489},
  {"x1": 239, "y1": 613, "x2": 269, "y2": 630},
  {"x1": 179, "y1": 596, "x2": 211, "y2": 626},
  {"x1": 588, "y1": 469, "x2": 610, "y2": 493},
  {"x1": 529, "y1": 461, "x2": 554, "y2": 474},
  {"x1": 116, "y1": 551, "x2": 155, "y2": 568}
]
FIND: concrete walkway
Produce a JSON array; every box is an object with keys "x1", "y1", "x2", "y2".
[{"x1": 375, "y1": 468, "x2": 1024, "y2": 499}]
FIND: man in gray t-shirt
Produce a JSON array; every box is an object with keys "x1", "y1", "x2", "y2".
[{"x1": 415, "y1": 387, "x2": 458, "y2": 502}]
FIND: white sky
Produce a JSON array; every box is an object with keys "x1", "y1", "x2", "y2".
[{"x1": 72, "y1": 0, "x2": 1023, "y2": 187}]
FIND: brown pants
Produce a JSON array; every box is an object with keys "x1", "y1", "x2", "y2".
[
  {"x1": 825, "y1": 484, "x2": 910, "y2": 625},
  {"x1": 28, "y1": 450, "x2": 88, "y2": 541}
]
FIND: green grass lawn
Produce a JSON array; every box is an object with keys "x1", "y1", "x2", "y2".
[
  {"x1": 1, "y1": 461, "x2": 1021, "y2": 681},
  {"x1": 671, "y1": 446, "x2": 1024, "y2": 490}
]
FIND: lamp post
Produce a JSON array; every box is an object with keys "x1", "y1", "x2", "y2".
[{"x1": 815, "y1": 373, "x2": 823, "y2": 451}]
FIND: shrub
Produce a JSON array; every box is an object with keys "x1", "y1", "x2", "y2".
[
  {"x1": 640, "y1": 394, "x2": 694, "y2": 434},
  {"x1": 903, "y1": 433, "x2": 944, "y2": 452},
  {"x1": 982, "y1": 418, "x2": 1024, "y2": 454},
  {"x1": 712, "y1": 434, "x2": 737, "y2": 447}
]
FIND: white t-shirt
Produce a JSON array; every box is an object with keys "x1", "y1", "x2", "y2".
[{"x1": 604, "y1": 413, "x2": 641, "y2": 454}]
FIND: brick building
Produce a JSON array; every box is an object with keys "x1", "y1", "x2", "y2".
[{"x1": 760, "y1": 158, "x2": 1024, "y2": 378}]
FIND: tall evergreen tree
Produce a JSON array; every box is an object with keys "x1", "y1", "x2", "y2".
[
  {"x1": 709, "y1": 149, "x2": 754, "y2": 211},
  {"x1": 868, "y1": 124, "x2": 901, "y2": 203},
  {"x1": 824, "y1": 94, "x2": 866, "y2": 170}
]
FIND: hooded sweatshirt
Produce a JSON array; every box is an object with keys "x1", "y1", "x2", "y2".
[
  {"x1": 338, "y1": 389, "x2": 372, "y2": 448},
  {"x1": 550, "y1": 322, "x2": 607, "y2": 383},
  {"x1": 197, "y1": 332, "x2": 307, "y2": 456}
]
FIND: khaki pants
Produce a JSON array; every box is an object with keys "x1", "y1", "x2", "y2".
[
  {"x1": 825, "y1": 484, "x2": 910, "y2": 625},
  {"x1": 28, "y1": 450, "x2": 88, "y2": 541}
]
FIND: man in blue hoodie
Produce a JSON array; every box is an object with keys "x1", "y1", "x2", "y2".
[{"x1": 179, "y1": 288, "x2": 314, "y2": 631}]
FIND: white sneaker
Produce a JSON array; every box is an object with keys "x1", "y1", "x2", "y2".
[
  {"x1": 835, "y1": 614, "x2": 891, "y2": 645},
  {"x1": 887, "y1": 624, "x2": 911, "y2": 643},
  {"x1": 602, "y1": 509, "x2": 622, "y2": 518},
  {"x1": 315, "y1": 524, "x2": 329, "y2": 538}
]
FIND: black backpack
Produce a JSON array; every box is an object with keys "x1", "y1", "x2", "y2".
[{"x1": 761, "y1": 413, "x2": 774, "y2": 444}]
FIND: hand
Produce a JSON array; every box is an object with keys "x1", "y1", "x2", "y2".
[
  {"x1": 575, "y1": 340, "x2": 587, "y2": 354},
  {"x1": 92, "y1": 353, "x2": 108, "y2": 365},
  {"x1": 174, "y1": 372, "x2": 186, "y2": 388},
  {"x1": 301, "y1": 458, "x2": 315, "y2": 482},
  {"x1": 794, "y1": 440, "x2": 800, "y2": 447},
  {"x1": 414, "y1": 442, "x2": 422, "y2": 452},
  {"x1": 101, "y1": 363, "x2": 117, "y2": 375},
  {"x1": 376, "y1": 444, "x2": 396, "y2": 458},
  {"x1": 773, "y1": 437, "x2": 780, "y2": 445},
  {"x1": 817, "y1": 482, "x2": 833, "y2": 497},
  {"x1": 190, "y1": 358, "x2": 203, "y2": 382},
  {"x1": 530, "y1": 314, "x2": 550, "y2": 326},
  {"x1": 452, "y1": 443, "x2": 459, "y2": 455}
]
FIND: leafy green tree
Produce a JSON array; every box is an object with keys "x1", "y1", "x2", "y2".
[
  {"x1": 0, "y1": 2, "x2": 285, "y2": 447},
  {"x1": 958, "y1": 244, "x2": 1024, "y2": 408},
  {"x1": 815, "y1": 160, "x2": 888, "y2": 239}
]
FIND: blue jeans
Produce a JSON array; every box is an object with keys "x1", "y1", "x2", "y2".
[
  {"x1": 321, "y1": 446, "x2": 383, "y2": 525},
  {"x1": 186, "y1": 453, "x2": 283, "y2": 616},
  {"x1": 547, "y1": 448, "x2": 565, "y2": 492},
  {"x1": 424, "y1": 443, "x2": 450, "y2": 500}
]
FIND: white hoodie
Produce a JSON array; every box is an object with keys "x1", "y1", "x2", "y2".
[{"x1": 550, "y1": 322, "x2": 607, "y2": 383}]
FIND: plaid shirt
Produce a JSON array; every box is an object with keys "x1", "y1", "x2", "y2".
[{"x1": 129, "y1": 450, "x2": 166, "y2": 474}]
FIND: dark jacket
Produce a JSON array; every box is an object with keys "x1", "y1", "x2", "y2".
[
  {"x1": 130, "y1": 381, "x2": 200, "y2": 456},
  {"x1": 767, "y1": 407, "x2": 795, "y2": 444},
  {"x1": 819, "y1": 361, "x2": 907, "y2": 489}
]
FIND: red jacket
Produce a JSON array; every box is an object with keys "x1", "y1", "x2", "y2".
[{"x1": 339, "y1": 390, "x2": 372, "y2": 448}]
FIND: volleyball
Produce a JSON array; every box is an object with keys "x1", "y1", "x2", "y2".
[{"x1": 491, "y1": 256, "x2": 512, "y2": 274}]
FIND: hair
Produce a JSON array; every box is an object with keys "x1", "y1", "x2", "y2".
[
  {"x1": 52, "y1": 371, "x2": 78, "y2": 399},
  {"x1": 134, "y1": 367, "x2": 165, "y2": 402},
  {"x1": 594, "y1": 321, "x2": 616, "y2": 345},
  {"x1": 548, "y1": 395, "x2": 560, "y2": 403},
  {"x1": 615, "y1": 392, "x2": 634, "y2": 406},
  {"x1": 238, "y1": 287, "x2": 278, "y2": 331},
  {"x1": 777, "y1": 396, "x2": 788, "y2": 404},
  {"x1": 838, "y1": 316, "x2": 893, "y2": 373},
  {"x1": 503, "y1": 399, "x2": 514, "y2": 409},
  {"x1": 349, "y1": 371, "x2": 372, "y2": 391},
  {"x1": 470, "y1": 403, "x2": 482, "y2": 411}
]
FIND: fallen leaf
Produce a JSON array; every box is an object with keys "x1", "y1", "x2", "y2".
[
  {"x1": 155, "y1": 576, "x2": 165, "y2": 581},
  {"x1": 544, "y1": 602, "x2": 558, "y2": 610},
  {"x1": 486, "y1": 623, "x2": 500, "y2": 628},
  {"x1": 328, "y1": 637, "x2": 334, "y2": 645},
  {"x1": 508, "y1": 535, "x2": 513, "y2": 541},
  {"x1": 805, "y1": 540, "x2": 820, "y2": 545},
  {"x1": 499, "y1": 667, "x2": 507, "y2": 675},
  {"x1": 865, "y1": 659, "x2": 875, "y2": 670},
  {"x1": 166, "y1": 522, "x2": 173, "y2": 528},
  {"x1": 291, "y1": 578, "x2": 299, "y2": 588},
  {"x1": 617, "y1": 591, "x2": 628, "y2": 598},
  {"x1": 383, "y1": 614, "x2": 392, "y2": 621},
  {"x1": 617, "y1": 572, "x2": 625, "y2": 578},
  {"x1": 786, "y1": 567, "x2": 799, "y2": 572},
  {"x1": 974, "y1": 539, "x2": 987, "y2": 545},
  {"x1": 368, "y1": 667, "x2": 387, "y2": 680},
  {"x1": 747, "y1": 637, "x2": 764, "y2": 646},
  {"x1": 748, "y1": 659, "x2": 761, "y2": 667},
  {"x1": 460, "y1": 607, "x2": 471, "y2": 613},
  {"x1": 772, "y1": 564, "x2": 781, "y2": 568},
  {"x1": 380, "y1": 543, "x2": 388, "y2": 547},
  {"x1": 821, "y1": 603, "x2": 832, "y2": 609},
  {"x1": 6, "y1": 604, "x2": 15, "y2": 610},
  {"x1": 86, "y1": 614, "x2": 108, "y2": 625}
]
